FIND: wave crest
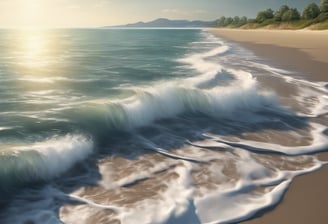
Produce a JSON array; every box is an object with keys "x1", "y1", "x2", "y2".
[
  {"x1": 68, "y1": 69, "x2": 276, "y2": 133},
  {"x1": 0, "y1": 135, "x2": 93, "y2": 191}
]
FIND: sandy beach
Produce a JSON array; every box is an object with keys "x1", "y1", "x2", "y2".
[
  {"x1": 2, "y1": 28, "x2": 327, "y2": 224},
  {"x1": 209, "y1": 29, "x2": 328, "y2": 82},
  {"x1": 209, "y1": 28, "x2": 328, "y2": 224}
]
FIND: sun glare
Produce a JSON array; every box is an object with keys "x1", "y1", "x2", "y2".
[
  {"x1": 25, "y1": 32, "x2": 46, "y2": 58},
  {"x1": 16, "y1": 30, "x2": 50, "y2": 68}
]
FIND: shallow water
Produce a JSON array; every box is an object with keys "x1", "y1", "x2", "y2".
[{"x1": 0, "y1": 28, "x2": 327, "y2": 224}]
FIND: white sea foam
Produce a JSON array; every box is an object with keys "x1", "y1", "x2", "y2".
[
  {"x1": 94, "y1": 146, "x2": 323, "y2": 224},
  {"x1": 194, "y1": 154, "x2": 323, "y2": 224},
  {"x1": 18, "y1": 76, "x2": 70, "y2": 84},
  {"x1": 3, "y1": 30, "x2": 328, "y2": 224},
  {"x1": 68, "y1": 31, "x2": 277, "y2": 132},
  {"x1": 4, "y1": 135, "x2": 93, "y2": 182},
  {"x1": 120, "y1": 162, "x2": 196, "y2": 224},
  {"x1": 4, "y1": 144, "x2": 324, "y2": 224},
  {"x1": 178, "y1": 40, "x2": 229, "y2": 82},
  {"x1": 113, "y1": 78, "x2": 275, "y2": 129},
  {"x1": 18, "y1": 76, "x2": 101, "y2": 84},
  {"x1": 89, "y1": 32, "x2": 328, "y2": 224},
  {"x1": 0, "y1": 126, "x2": 13, "y2": 131},
  {"x1": 143, "y1": 138, "x2": 211, "y2": 163},
  {"x1": 202, "y1": 123, "x2": 328, "y2": 156},
  {"x1": 250, "y1": 61, "x2": 328, "y2": 117}
]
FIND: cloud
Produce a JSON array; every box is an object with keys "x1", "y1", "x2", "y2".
[
  {"x1": 162, "y1": 9, "x2": 185, "y2": 15},
  {"x1": 162, "y1": 8, "x2": 207, "y2": 16}
]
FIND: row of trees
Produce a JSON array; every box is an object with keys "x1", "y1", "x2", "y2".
[{"x1": 217, "y1": 0, "x2": 328, "y2": 28}]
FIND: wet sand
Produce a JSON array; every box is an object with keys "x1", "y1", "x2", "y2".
[
  {"x1": 209, "y1": 29, "x2": 328, "y2": 82},
  {"x1": 209, "y1": 28, "x2": 328, "y2": 224}
]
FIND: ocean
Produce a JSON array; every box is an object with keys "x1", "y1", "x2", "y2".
[{"x1": 0, "y1": 28, "x2": 327, "y2": 224}]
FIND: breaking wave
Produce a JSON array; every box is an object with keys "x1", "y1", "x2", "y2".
[
  {"x1": 0, "y1": 135, "x2": 93, "y2": 192},
  {"x1": 66, "y1": 40, "x2": 277, "y2": 134}
]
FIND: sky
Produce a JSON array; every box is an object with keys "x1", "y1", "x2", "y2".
[{"x1": 0, "y1": 0, "x2": 321, "y2": 28}]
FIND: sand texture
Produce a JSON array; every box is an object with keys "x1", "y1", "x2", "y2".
[
  {"x1": 209, "y1": 29, "x2": 328, "y2": 82},
  {"x1": 209, "y1": 28, "x2": 328, "y2": 224}
]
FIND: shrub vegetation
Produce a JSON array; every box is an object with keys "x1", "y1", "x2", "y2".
[{"x1": 216, "y1": 1, "x2": 328, "y2": 29}]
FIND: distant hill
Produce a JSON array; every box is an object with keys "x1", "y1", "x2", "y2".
[{"x1": 106, "y1": 18, "x2": 217, "y2": 28}]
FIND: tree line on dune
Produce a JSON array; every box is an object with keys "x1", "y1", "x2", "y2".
[{"x1": 216, "y1": 0, "x2": 328, "y2": 29}]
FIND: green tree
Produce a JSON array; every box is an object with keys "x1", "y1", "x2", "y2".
[
  {"x1": 217, "y1": 16, "x2": 226, "y2": 27},
  {"x1": 256, "y1": 8, "x2": 274, "y2": 23},
  {"x1": 316, "y1": 12, "x2": 328, "y2": 22},
  {"x1": 240, "y1": 16, "x2": 248, "y2": 25},
  {"x1": 224, "y1": 17, "x2": 233, "y2": 26},
  {"x1": 320, "y1": 0, "x2": 328, "y2": 12},
  {"x1": 232, "y1": 16, "x2": 240, "y2": 25},
  {"x1": 274, "y1": 5, "x2": 290, "y2": 21},
  {"x1": 282, "y1": 8, "x2": 300, "y2": 21},
  {"x1": 302, "y1": 3, "x2": 320, "y2": 19}
]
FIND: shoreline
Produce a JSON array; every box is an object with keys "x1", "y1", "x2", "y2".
[
  {"x1": 208, "y1": 28, "x2": 328, "y2": 82},
  {"x1": 208, "y1": 28, "x2": 328, "y2": 224}
]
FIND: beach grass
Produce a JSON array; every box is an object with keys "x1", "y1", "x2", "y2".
[{"x1": 231, "y1": 20, "x2": 328, "y2": 30}]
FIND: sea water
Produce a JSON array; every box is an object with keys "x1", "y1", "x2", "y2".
[{"x1": 0, "y1": 28, "x2": 327, "y2": 224}]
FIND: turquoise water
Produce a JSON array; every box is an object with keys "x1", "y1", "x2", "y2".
[
  {"x1": 0, "y1": 29, "x2": 198, "y2": 140},
  {"x1": 0, "y1": 29, "x2": 327, "y2": 224}
]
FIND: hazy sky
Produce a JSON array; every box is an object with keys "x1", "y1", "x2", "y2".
[{"x1": 0, "y1": 0, "x2": 321, "y2": 28}]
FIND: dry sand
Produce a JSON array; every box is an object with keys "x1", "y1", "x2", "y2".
[
  {"x1": 209, "y1": 29, "x2": 328, "y2": 82},
  {"x1": 209, "y1": 28, "x2": 328, "y2": 224}
]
